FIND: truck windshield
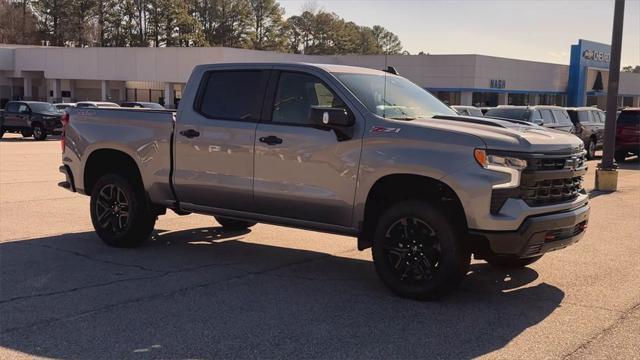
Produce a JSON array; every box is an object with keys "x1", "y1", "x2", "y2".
[
  {"x1": 335, "y1": 73, "x2": 456, "y2": 119},
  {"x1": 28, "y1": 103, "x2": 58, "y2": 113}
]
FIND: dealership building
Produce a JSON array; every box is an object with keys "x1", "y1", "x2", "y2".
[{"x1": 1, "y1": 39, "x2": 639, "y2": 109}]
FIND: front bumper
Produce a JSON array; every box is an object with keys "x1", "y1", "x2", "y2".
[{"x1": 470, "y1": 203, "x2": 589, "y2": 258}]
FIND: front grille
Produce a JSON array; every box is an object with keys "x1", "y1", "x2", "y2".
[
  {"x1": 520, "y1": 176, "x2": 583, "y2": 207},
  {"x1": 490, "y1": 151, "x2": 587, "y2": 214}
]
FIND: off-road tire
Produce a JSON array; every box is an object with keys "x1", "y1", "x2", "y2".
[
  {"x1": 586, "y1": 138, "x2": 596, "y2": 160},
  {"x1": 614, "y1": 151, "x2": 627, "y2": 163},
  {"x1": 90, "y1": 174, "x2": 155, "y2": 248},
  {"x1": 32, "y1": 124, "x2": 47, "y2": 141},
  {"x1": 214, "y1": 216, "x2": 256, "y2": 230},
  {"x1": 371, "y1": 200, "x2": 470, "y2": 300}
]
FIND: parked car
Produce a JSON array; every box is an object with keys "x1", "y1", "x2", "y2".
[
  {"x1": 615, "y1": 108, "x2": 640, "y2": 162},
  {"x1": 451, "y1": 105, "x2": 483, "y2": 117},
  {"x1": 479, "y1": 107, "x2": 494, "y2": 115},
  {"x1": 485, "y1": 105, "x2": 575, "y2": 133},
  {"x1": 54, "y1": 103, "x2": 77, "y2": 111},
  {"x1": 566, "y1": 107, "x2": 605, "y2": 159},
  {"x1": 120, "y1": 101, "x2": 165, "y2": 110},
  {"x1": 76, "y1": 101, "x2": 120, "y2": 108},
  {"x1": 0, "y1": 101, "x2": 63, "y2": 140},
  {"x1": 59, "y1": 63, "x2": 589, "y2": 300}
]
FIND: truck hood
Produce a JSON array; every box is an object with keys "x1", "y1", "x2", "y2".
[{"x1": 413, "y1": 115, "x2": 584, "y2": 154}]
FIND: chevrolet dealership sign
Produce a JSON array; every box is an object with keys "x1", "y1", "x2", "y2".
[{"x1": 582, "y1": 49, "x2": 611, "y2": 64}]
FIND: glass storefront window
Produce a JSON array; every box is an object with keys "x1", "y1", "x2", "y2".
[{"x1": 472, "y1": 92, "x2": 498, "y2": 107}]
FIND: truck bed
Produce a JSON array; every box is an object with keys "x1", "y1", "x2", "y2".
[{"x1": 64, "y1": 107, "x2": 176, "y2": 205}]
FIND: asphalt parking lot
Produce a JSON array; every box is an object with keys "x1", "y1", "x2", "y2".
[{"x1": 1, "y1": 133, "x2": 639, "y2": 359}]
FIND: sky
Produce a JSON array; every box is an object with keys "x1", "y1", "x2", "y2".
[{"x1": 279, "y1": 0, "x2": 640, "y2": 67}]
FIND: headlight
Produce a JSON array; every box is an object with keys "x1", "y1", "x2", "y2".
[{"x1": 474, "y1": 149, "x2": 527, "y2": 189}]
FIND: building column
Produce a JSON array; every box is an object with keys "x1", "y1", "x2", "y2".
[
  {"x1": 101, "y1": 80, "x2": 109, "y2": 101},
  {"x1": 498, "y1": 92, "x2": 509, "y2": 105},
  {"x1": 460, "y1": 91, "x2": 473, "y2": 106},
  {"x1": 632, "y1": 96, "x2": 640, "y2": 108},
  {"x1": 164, "y1": 82, "x2": 175, "y2": 109},
  {"x1": 23, "y1": 78, "x2": 33, "y2": 100},
  {"x1": 50, "y1": 79, "x2": 61, "y2": 102},
  {"x1": 69, "y1": 80, "x2": 76, "y2": 101}
]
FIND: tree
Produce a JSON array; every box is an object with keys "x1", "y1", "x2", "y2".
[
  {"x1": 372, "y1": 25, "x2": 402, "y2": 54},
  {"x1": 33, "y1": 0, "x2": 72, "y2": 46},
  {"x1": 68, "y1": 0, "x2": 97, "y2": 46},
  {"x1": 249, "y1": 0, "x2": 286, "y2": 51},
  {"x1": 0, "y1": 0, "x2": 40, "y2": 44}
]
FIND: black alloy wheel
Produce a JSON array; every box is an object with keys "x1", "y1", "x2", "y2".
[
  {"x1": 95, "y1": 183, "x2": 130, "y2": 235},
  {"x1": 372, "y1": 200, "x2": 470, "y2": 300},
  {"x1": 383, "y1": 217, "x2": 441, "y2": 283}
]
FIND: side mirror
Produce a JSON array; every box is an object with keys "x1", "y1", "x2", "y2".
[
  {"x1": 309, "y1": 106, "x2": 354, "y2": 127},
  {"x1": 532, "y1": 118, "x2": 544, "y2": 126}
]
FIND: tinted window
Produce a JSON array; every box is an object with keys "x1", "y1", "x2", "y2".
[
  {"x1": 552, "y1": 109, "x2": 572, "y2": 126},
  {"x1": 468, "y1": 108, "x2": 484, "y2": 117},
  {"x1": 567, "y1": 110, "x2": 579, "y2": 123},
  {"x1": 618, "y1": 110, "x2": 640, "y2": 125},
  {"x1": 76, "y1": 103, "x2": 95, "y2": 108},
  {"x1": 29, "y1": 102, "x2": 57, "y2": 113},
  {"x1": 485, "y1": 108, "x2": 530, "y2": 121},
  {"x1": 540, "y1": 109, "x2": 555, "y2": 124},
  {"x1": 198, "y1": 71, "x2": 264, "y2": 121},
  {"x1": 6, "y1": 103, "x2": 19, "y2": 112},
  {"x1": 18, "y1": 104, "x2": 29, "y2": 113},
  {"x1": 596, "y1": 111, "x2": 606, "y2": 123},
  {"x1": 272, "y1": 72, "x2": 346, "y2": 125}
]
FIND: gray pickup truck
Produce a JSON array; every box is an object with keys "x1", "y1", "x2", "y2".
[{"x1": 59, "y1": 63, "x2": 589, "y2": 300}]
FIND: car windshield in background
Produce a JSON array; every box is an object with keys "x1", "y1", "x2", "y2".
[
  {"x1": 28, "y1": 103, "x2": 58, "y2": 113},
  {"x1": 335, "y1": 73, "x2": 456, "y2": 119},
  {"x1": 485, "y1": 108, "x2": 530, "y2": 121},
  {"x1": 618, "y1": 110, "x2": 640, "y2": 124}
]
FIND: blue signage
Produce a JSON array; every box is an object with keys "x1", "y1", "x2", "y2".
[
  {"x1": 490, "y1": 79, "x2": 506, "y2": 89},
  {"x1": 567, "y1": 39, "x2": 611, "y2": 106}
]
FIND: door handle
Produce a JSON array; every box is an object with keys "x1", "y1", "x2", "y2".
[
  {"x1": 179, "y1": 129, "x2": 200, "y2": 138},
  {"x1": 259, "y1": 135, "x2": 283, "y2": 145}
]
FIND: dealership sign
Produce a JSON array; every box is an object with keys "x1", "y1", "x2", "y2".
[
  {"x1": 490, "y1": 79, "x2": 506, "y2": 89},
  {"x1": 568, "y1": 39, "x2": 612, "y2": 106},
  {"x1": 582, "y1": 49, "x2": 610, "y2": 64}
]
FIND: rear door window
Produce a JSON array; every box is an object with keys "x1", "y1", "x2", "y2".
[
  {"x1": 618, "y1": 111, "x2": 640, "y2": 125},
  {"x1": 539, "y1": 109, "x2": 555, "y2": 124},
  {"x1": 197, "y1": 70, "x2": 267, "y2": 121},
  {"x1": 6, "y1": 103, "x2": 19, "y2": 112},
  {"x1": 552, "y1": 109, "x2": 572, "y2": 126}
]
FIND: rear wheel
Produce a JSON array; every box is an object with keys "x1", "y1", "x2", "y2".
[
  {"x1": 487, "y1": 255, "x2": 543, "y2": 268},
  {"x1": 614, "y1": 151, "x2": 627, "y2": 163},
  {"x1": 214, "y1": 216, "x2": 256, "y2": 230},
  {"x1": 371, "y1": 200, "x2": 470, "y2": 300},
  {"x1": 32, "y1": 124, "x2": 47, "y2": 141},
  {"x1": 90, "y1": 174, "x2": 155, "y2": 248},
  {"x1": 586, "y1": 138, "x2": 596, "y2": 159}
]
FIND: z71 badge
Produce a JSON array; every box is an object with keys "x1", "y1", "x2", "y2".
[{"x1": 370, "y1": 126, "x2": 401, "y2": 133}]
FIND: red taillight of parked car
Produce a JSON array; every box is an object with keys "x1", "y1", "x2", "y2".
[{"x1": 60, "y1": 112, "x2": 69, "y2": 152}]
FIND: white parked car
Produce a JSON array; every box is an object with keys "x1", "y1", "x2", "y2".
[
  {"x1": 76, "y1": 101, "x2": 121, "y2": 108},
  {"x1": 451, "y1": 105, "x2": 484, "y2": 117},
  {"x1": 54, "y1": 103, "x2": 77, "y2": 111}
]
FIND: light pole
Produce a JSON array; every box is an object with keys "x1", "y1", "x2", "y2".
[{"x1": 596, "y1": 0, "x2": 625, "y2": 191}]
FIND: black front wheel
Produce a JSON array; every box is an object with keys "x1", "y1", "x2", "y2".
[
  {"x1": 372, "y1": 200, "x2": 470, "y2": 300},
  {"x1": 90, "y1": 174, "x2": 156, "y2": 247},
  {"x1": 32, "y1": 125, "x2": 47, "y2": 141},
  {"x1": 614, "y1": 151, "x2": 627, "y2": 163},
  {"x1": 586, "y1": 139, "x2": 596, "y2": 160}
]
